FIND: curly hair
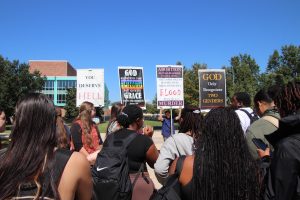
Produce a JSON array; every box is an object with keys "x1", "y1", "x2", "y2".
[
  {"x1": 178, "y1": 105, "x2": 202, "y2": 141},
  {"x1": 273, "y1": 81, "x2": 300, "y2": 117},
  {"x1": 192, "y1": 107, "x2": 260, "y2": 200}
]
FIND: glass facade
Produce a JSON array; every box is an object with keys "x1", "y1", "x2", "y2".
[{"x1": 42, "y1": 77, "x2": 76, "y2": 106}]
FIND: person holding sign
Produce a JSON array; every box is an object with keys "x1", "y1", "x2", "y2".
[
  {"x1": 70, "y1": 101, "x2": 103, "y2": 165},
  {"x1": 158, "y1": 108, "x2": 181, "y2": 141}
]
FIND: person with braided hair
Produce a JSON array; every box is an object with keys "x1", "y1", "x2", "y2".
[
  {"x1": 169, "y1": 107, "x2": 261, "y2": 200},
  {"x1": 258, "y1": 81, "x2": 300, "y2": 200}
]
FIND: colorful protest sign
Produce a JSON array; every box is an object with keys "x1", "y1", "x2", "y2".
[
  {"x1": 118, "y1": 67, "x2": 145, "y2": 108},
  {"x1": 76, "y1": 69, "x2": 105, "y2": 107},
  {"x1": 198, "y1": 69, "x2": 226, "y2": 110},
  {"x1": 156, "y1": 65, "x2": 184, "y2": 108}
]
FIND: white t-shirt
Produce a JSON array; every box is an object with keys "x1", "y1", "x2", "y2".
[{"x1": 235, "y1": 107, "x2": 254, "y2": 134}]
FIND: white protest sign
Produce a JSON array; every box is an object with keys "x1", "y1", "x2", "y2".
[
  {"x1": 156, "y1": 65, "x2": 184, "y2": 109},
  {"x1": 76, "y1": 69, "x2": 104, "y2": 107}
]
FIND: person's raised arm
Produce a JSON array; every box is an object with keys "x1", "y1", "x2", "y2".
[
  {"x1": 175, "y1": 108, "x2": 182, "y2": 121},
  {"x1": 146, "y1": 144, "x2": 159, "y2": 168},
  {"x1": 158, "y1": 108, "x2": 163, "y2": 122}
]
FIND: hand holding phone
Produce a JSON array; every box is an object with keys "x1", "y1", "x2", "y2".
[{"x1": 252, "y1": 138, "x2": 268, "y2": 151}]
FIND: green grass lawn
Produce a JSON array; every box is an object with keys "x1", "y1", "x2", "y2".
[
  {"x1": 0, "y1": 120, "x2": 174, "y2": 147},
  {"x1": 1, "y1": 120, "x2": 163, "y2": 136},
  {"x1": 98, "y1": 120, "x2": 162, "y2": 133}
]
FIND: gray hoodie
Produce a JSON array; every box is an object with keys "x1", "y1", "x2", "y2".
[{"x1": 154, "y1": 133, "x2": 193, "y2": 184}]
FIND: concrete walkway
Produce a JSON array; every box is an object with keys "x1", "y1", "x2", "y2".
[{"x1": 147, "y1": 130, "x2": 164, "y2": 189}]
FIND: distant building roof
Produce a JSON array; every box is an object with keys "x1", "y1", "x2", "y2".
[{"x1": 29, "y1": 60, "x2": 77, "y2": 76}]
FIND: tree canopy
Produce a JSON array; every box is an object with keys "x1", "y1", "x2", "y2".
[
  {"x1": 0, "y1": 56, "x2": 44, "y2": 119},
  {"x1": 183, "y1": 63, "x2": 207, "y2": 106},
  {"x1": 224, "y1": 54, "x2": 260, "y2": 102}
]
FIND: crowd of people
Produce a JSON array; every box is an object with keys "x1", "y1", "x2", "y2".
[{"x1": 0, "y1": 81, "x2": 299, "y2": 200}]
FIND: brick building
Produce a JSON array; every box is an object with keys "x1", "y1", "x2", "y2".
[
  {"x1": 29, "y1": 60, "x2": 77, "y2": 76},
  {"x1": 29, "y1": 60, "x2": 77, "y2": 106}
]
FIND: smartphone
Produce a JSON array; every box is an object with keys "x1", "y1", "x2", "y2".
[{"x1": 252, "y1": 138, "x2": 268, "y2": 151}]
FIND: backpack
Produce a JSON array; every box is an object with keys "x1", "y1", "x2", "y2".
[
  {"x1": 150, "y1": 155, "x2": 186, "y2": 200},
  {"x1": 91, "y1": 131, "x2": 138, "y2": 200},
  {"x1": 239, "y1": 109, "x2": 259, "y2": 124}
]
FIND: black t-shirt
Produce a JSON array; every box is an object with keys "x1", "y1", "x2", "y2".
[
  {"x1": 103, "y1": 128, "x2": 153, "y2": 173},
  {"x1": 16, "y1": 149, "x2": 73, "y2": 198}
]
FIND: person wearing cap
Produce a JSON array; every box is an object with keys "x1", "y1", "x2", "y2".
[{"x1": 158, "y1": 108, "x2": 181, "y2": 141}]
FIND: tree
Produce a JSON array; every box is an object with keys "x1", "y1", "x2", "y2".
[
  {"x1": 263, "y1": 45, "x2": 300, "y2": 87},
  {"x1": 104, "y1": 84, "x2": 110, "y2": 108},
  {"x1": 224, "y1": 54, "x2": 260, "y2": 101},
  {"x1": 145, "y1": 103, "x2": 157, "y2": 114},
  {"x1": 183, "y1": 63, "x2": 207, "y2": 106},
  {"x1": 0, "y1": 56, "x2": 44, "y2": 119},
  {"x1": 64, "y1": 88, "x2": 78, "y2": 120}
]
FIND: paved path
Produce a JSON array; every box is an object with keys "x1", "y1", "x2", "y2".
[{"x1": 147, "y1": 130, "x2": 164, "y2": 189}]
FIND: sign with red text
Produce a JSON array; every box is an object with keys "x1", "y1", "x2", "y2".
[
  {"x1": 156, "y1": 65, "x2": 184, "y2": 108},
  {"x1": 118, "y1": 67, "x2": 146, "y2": 108},
  {"x1": 76, "y1": 69, "x2": 104, "y2": 107},
  {"x1": 199, "y1": 69, "x2": 226, "y2": 109}
]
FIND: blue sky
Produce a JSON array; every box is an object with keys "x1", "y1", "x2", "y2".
[{"x1": 0, "y1": 0, "x2": 299, "y2": 103}]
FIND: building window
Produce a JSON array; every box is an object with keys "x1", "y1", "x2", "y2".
[
  {"x1": 57, "y1": 80, "x2": 76, "y2": 90},
  {"x1": 57, "y1": 94, "x2": 67, "y2": 104},
  {"x1": 43, "y1": 80, "x2": 54, "y2": 90},
  {"x1": 46, "y1": 94, "x2": 54, "y2": 101}
]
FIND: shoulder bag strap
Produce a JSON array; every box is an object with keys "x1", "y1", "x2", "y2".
[
  {"x1": 171, "y1": 135, "x2": 182, "y2": 157},
  {"x1": 262, "y1": 116, "x2": 279, "y2": 128},
  {"x1": 132, "y1": 162, "x2": 146, "y2": 188},
  {"x1": 239, "y1": 109, "x2": 253, "y2": 120},
  {"x1": 175, "y1": 155, "x2": 186, "y2": 176},
  {"x1": 106, "y1": 129, "x2": 137, "y2": 147}
]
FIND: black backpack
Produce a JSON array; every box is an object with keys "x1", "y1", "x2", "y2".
[
  {"x1": 239, "y1": 109, "x2": 259, "y2": 124},
  {"x1": 150, "y1": 155, "x2": 186, "y2": 200},
  {"x1": 92, "y1": 131, "x2": 138, "y2": 200}
]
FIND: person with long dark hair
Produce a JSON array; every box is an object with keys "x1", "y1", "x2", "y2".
[
  {"x1": 70, "y1": 101, "x2": 103, "y2": 164},
  {"x1": 259, "y1": 81, "x2": 300, "y2": 200},
  {"x1": 0, "y1": 93, "x2": 92, "y2": 199},
  {"x1": 245, "y1": 88, "x2": 280, "y2": 160},
  {"x1": 154, "y1": 105, "x2": 202, "y2": 184},
  {"x1": 105, "y1": 104, "x2": 159, "y2": 200},
  {"x1": 170, "y1": 107, "x2": 260, "y2": 200},
  {"x1": 56, "y1": 106, "x2": 71, "y2": 149},
  {"x1": 106, "y1": 102, "x2": 123, "y2": 137}
]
